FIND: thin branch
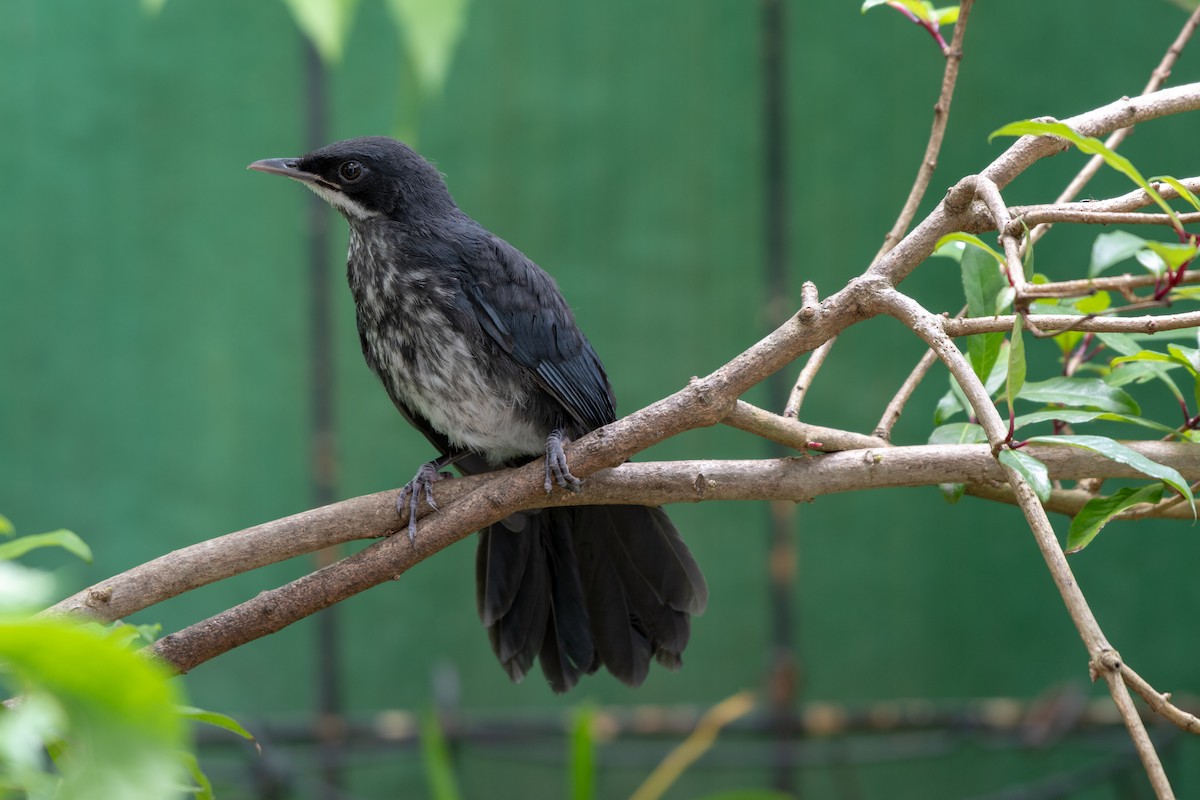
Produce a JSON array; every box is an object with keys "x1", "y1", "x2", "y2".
[
  {"x1": 725, "y1": 400, "x2": 885, "y2": 451},
  {"x1": 879, "y1": 288, "x2": 1175, "y2": 796},
  {"x1": 1119, "y1": 661, "x2": 1200, "y2": 735},
  {"x1": 783, "y1": 336, "x2": 835, "y2": 418},
  {"x1": 874, "y1": 347, "x2": 940, "y2": 442},
  {"x1": 1016, "y1": 209, "x2": 1200, "y2": 228},
  {"x1": 873, "y1": 0, "x2": 974, "y2": 262},
  {"x1": 1027, "y1": 5, "x2": 1200, "y2": 250},
  {"x1": 944, "y1": 309, "x2": 1200, "y2": 336}
]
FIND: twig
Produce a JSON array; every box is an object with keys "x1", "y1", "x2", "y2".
[
  {"x1": 875, "y1": 348, "x2": 939, "y2": 442},
  {"x1": 1119, "y1": 660, "x2": 1200, "y2": 735},
  {"x1": 726, "y1": 400, "x2": 885, "y2": 451},
  {"x1": 873, "y1": 0, "x2": 973, "y2": 263},
  {"x1": 1093, "y1": 651, "x2": 1176, "y2": 798},
  {"x1": 783, "y1": 337, "x2": 835, "y2": 418},
  {"x1": 878, "y1": 288, "x2": 1175, "y2": 797},
  {"x1": 873, "y1": 0, "x2": 974, "y2": 263},
  {"x1": 1026, "y1": 6, "x2": 1200, "y2": 250},
  {"x1": 944, "y1": 309, "x2": 1200, "y2": 336}
]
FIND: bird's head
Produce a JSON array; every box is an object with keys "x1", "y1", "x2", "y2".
[{"x1": 248, "y1": 136, "x2": 454, "y2": 224}]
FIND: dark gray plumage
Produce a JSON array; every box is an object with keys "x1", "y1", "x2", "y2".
[{"x1": 250, "y1": 137, "x2": 707, "y2": 691}]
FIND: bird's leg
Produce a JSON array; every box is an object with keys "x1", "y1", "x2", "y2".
[
  {"x1": 396, "y1": 457, "x2": 457, "y2": 541},
  {"x1": 544, "y1": 428, "x2": 582, "y2": 493}
]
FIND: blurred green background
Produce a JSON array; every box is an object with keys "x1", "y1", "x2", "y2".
[{"x1": 3, "y1": 1, "x2": 1200, "y2": 797}]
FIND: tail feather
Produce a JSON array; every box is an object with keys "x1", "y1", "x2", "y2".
[{"x1": 475, "y1": 503, "x2": 706, "y2": 692}]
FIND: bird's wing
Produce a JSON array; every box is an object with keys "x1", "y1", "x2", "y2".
[{"x1": 459, "y1": 235, "x2": 616, "y2": 434}]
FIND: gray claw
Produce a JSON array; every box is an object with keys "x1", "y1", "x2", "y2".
[
  {"x1": 544, "y1": 429, "x2": 582, "y2": 493},
  {"x1": 396, "y1": 462, "x2": 446, "y2": 540}
]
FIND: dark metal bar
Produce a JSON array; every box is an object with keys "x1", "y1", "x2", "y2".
[
  {"x1": 301, "y1": 37, "x2": 344, "y2": 800},
  {"x1": 759, "y1": 0, "x2": 800, "y2": 794}
]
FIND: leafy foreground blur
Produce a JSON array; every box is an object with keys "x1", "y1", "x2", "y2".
[{"x1": 0, "y1": 516, "x2": 256, "y2": 800}]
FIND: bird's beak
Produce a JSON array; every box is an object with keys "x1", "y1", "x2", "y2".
[{"x1": 247, "y1": 158, "x2": 332, "y2": 189}]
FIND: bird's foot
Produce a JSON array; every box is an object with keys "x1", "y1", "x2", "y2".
[
  {"x1": 544, "y1": 429, "x2": 582, "y2": 493},
  {"x1": 396, "y1": 462, "x2": 451, "y2": 541}
]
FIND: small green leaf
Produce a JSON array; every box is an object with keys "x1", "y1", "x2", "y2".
[
  {"x1": 934, "y1": 390, "x2": 963, "y2": 424},
  {"x1": 999, "y1": 449, "x2": 1052, "y2": 502},
  {"x1": 569, "y1": 706, "x2": 597, "y2": 800},
  {"x1": 1146, "y1": 240, "x2": 1199, "y2": 272},
  {"x1": 1074, "y1": 291, "x2": 1111, "y2": 315},
  {"x1": 939, "y1": 482, "x2": 966, "y2": 503},
  {"x1": 1018, "y1": 377, "x2": 1139, "y2": 415},
  {"x1": 1150, "y1": 175, "x2": 1200, "y2": 212},
  {"x1": 420, "y1": 710, "x2": 461, "y2": 800},
  {"x1": 1089, "y1": 231, "x2": 1147, "y2": 277},
  {"x1": 1013, "y1": 409, "x2": 1180, "y2": 437},
  {"x1": 935, "y1": 232, "x2": 1006, "y2": 266},
  {"x1": 178, "y1": 751, "x2": 215, "y2": 800},
  {"x1": 962, "y1": 245, "x2": 1007, "y2": 383},
  {"x1": 990, "y1": 120, "x2": 1179, "y2": 226},
  {"x1": 928, "y1": 422, "x2": 987, "y2": 444},
  {"x1": 178, "y1": 706, "x2": 260, "y2": 752},
  {"x1": 0, "y1": 530, "x2": 91, "y2": 563},
  {"x1": 1066, "y1": 483, "x2": 1164, "y2": 554},
  {"x1": 934, "y1": 5, "x2": 959, "y2": 25},
  {"x1": 386, "y1": 0, "x2": 470, "y2": 97},
  {"x1": 0, "y1": 514, "x2": 14, "y2": 537},
  {"x1": 282, "y1": 0, "x2": 361, "y2": 64},
  {"x1": 1006, "y1": 315, "x2": 1026, "y2": 417},
  {"x1": 1028, "y1": 434, "x2": 1195, "y2": 512}
]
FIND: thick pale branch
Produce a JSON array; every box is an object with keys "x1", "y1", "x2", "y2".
[{"x1": 48, "y1": 441, "x2": 1200, "y2": 629}]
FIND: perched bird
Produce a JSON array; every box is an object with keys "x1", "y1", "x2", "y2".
[{"x1": 249, "y1": 137, "x2": 707, "y2": 692}]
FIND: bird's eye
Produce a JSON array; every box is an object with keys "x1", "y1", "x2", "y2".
[{"x1": 339, "y1": 160, "x2": 364, "y2": 182}]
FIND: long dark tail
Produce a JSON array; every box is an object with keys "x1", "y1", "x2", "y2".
[{"x1": 476, "y1": 505, "x2": 708, "y2": 692}]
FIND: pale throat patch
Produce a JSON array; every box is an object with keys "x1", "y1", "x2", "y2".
[{"x1": 302, "y1": 181, "x2": 381, "y2": 222}]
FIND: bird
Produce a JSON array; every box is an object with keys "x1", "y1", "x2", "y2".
[{"x1": 249, "y1": 137, "x2": 707, "y2": 692}]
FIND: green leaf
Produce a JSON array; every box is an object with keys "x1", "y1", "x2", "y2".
[
  {"x1": 933, "y1": 389, "x2": 963, "y2": 424},
  {"x1": 998, "y1": 449, "x2": 1051, "y2": 502},
  {"x1": 420, "y1": 710, "x2": 461, "y2": 800},
  {"x1": 1065, "y1": 483, "x2": 1164, "y2": 554},
  {"x1": 178, "y1": 751, "x2": 215, "y2": 800},
  {"x1": 962, "y1": 245, "x2": 1007, "y2": 382},
  {"x1": 1006, "y1": 315, "x2": 1026, "y2": 417},
  {"x1": 990, "y1": 120, "x2": 1180, "y2": 227},
  {"x1": 1018, "y1": 376, "x2": 1140, "y2": 415},
  {"x1": 0, "y1": 562, "x2": 56, "y2": 610},
  {"x1": 1028, "y1": 435, "x2": 1195, "y2": 512},
  {"x1": 0, "y1": 617, "x2": 187, "y2": 799},
  {"x1": 0, "y1": 530, "x2": 91, "y2": 563},
  {"x1": 568, "y1": 706, "x2": 597, "y2": 800},
  {"x1": 1089, "y1": 231, "x2": 1147, "y2": 277},
  {"x1": 178, "y1": 706, "x2": 260, "y2": 753},
  {"x1": 282, "y1": 0, "x2": 361, "y2": 64},
  {"x1": 935, "y1": 232, "x2": 1006, "y2": 266},
  {"x1": 1074, "y1": 291, "x2": 1111, "y2": 315},
  {"x1": 1013, "y1": 408, "x2": 1180, "y2": 437},
  {"x1": 934, "y1": 5, "x2": 959, "y2": 25},
  {"x1": 1146, "y1": 240, "x2": 1199, "y2": 272},
  {"x1": 0, "y1": 514, "x2": 13, "y2": 537},
  {"x1": 1150, "y1": 175, "x2": 1200, "y2": 212},
  {"x1": 928, "y1": 422, "x2": 987, "y2": 444},
  {"x1": 386, "y1": 0, "x2": 470, "y2": 97},
  {"x1": 939, "y1": 482, "x2": 966, "y2": 503}
]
